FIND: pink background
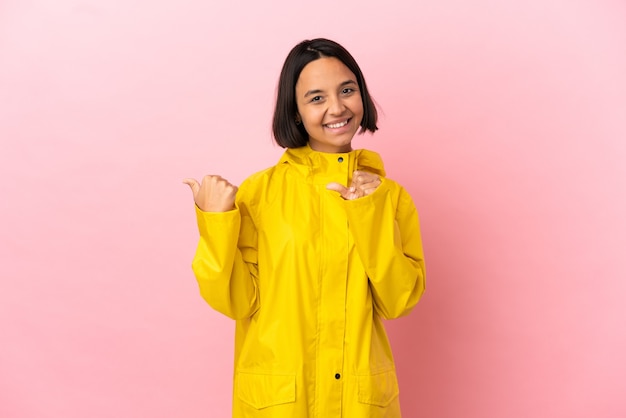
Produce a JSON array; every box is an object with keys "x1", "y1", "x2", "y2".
[{"x1": 1, "y1": 0, "x2": 625, "y2": 417}]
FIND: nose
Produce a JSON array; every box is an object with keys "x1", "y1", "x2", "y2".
[{"x1": 328, "y1": 94, "x2": 346, "y2": 115}]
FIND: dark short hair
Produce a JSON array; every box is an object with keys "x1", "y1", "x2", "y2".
[{"x1": 272, "y1": 38, "x2": 378, "y2": 148}]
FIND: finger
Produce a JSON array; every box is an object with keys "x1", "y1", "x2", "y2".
[
  {"x1": 326, "y1": 182, "x2": 349, "y2": 194},
  {"x1": 358, "y1": 181, "x2": 381, "y2": 192},
  {"x1": 351, "y1": 171, "x2": 364, "y2": 186},
  {"x1": 327, "y1": 182, "x2": 354, "y2": 199},
  {"x1": 357, "y1": 176, "x2": 380, "y2": 186},
  {"x1": 361, "y1": 186, "x2": 378, "y2": 196},
  {"x1": 206, "y1": 175, "x2": 236, "y2": 190},
  {"x1": 182, "y1": 178, "x2": 200, "y2": 195},
  {"x1": 352, "y1": 171, "x2": 378, "y2": 187},
  {"x1": 225, "y1": 185, "x2": 239, "y2": 201},
  {"x1": 346, "y1": 190, "x2": 361, "y2": 200}
]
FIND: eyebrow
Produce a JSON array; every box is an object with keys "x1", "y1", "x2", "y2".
[{"x1": 303, "y1": 80, "x2": 357, "y2": 98}]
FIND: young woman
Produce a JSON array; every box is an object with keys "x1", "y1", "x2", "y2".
[{"x1": 184, "y1": 38, "x2": 426, "y2": 418}]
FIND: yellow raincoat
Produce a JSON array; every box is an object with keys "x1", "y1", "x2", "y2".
[{"x1": 192, "y1": 145, "x2": 425, "y2": 417}]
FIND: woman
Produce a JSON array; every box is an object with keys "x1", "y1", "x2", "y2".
[{"x1": 184, "y1": 38, "x2": 425, "y2": 417}]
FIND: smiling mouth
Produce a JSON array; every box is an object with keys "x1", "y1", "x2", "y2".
[{"x1": 325, "y1": 118, "x2": 350, "y2": 129}]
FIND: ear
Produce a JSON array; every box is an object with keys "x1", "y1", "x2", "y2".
[{"x1": 295, "y1": 113, "x2": 302, "y2": 125}]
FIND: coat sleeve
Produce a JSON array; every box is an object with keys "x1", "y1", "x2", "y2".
[
  {"x1": 191, "y1": 195, "x2": 259, "y2": 320},
  {"x1": 341, "y1": 179, "x2": 425, "y2": 319}
]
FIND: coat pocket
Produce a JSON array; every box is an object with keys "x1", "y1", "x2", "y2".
[
  {"x1": 357, "y1": 369, "x2": 400, "y2": 407},
  {"x1": 237, "y1": 371, "x2": 296, "y2": 409}
]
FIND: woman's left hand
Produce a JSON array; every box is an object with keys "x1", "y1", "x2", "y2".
[{"x1": 326, "y1": 170, "x2": 381, "y2": 200}]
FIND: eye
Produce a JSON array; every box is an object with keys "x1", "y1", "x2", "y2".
[
  {"x1": 342, "y1": 88, "x2": 354, "y2": 95},
  {"x1": 310, "y1": 96, "x2": 323, "y2": 103}
]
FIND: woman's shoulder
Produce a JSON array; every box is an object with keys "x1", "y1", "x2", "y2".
[
  {"x1": 236, "y1": 162, "x2": 285, "y2": 204},
  {"x1": 240, "y1": 164, "x2": 280, "y2": 189}
]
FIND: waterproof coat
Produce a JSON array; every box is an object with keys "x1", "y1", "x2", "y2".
[{"x1": 192, "y1": 145, "x2": 426, "y2": 417}]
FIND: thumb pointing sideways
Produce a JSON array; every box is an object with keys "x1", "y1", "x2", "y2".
[{"x1": 182, "y1": 178, "x2": 200, "y2": 196}]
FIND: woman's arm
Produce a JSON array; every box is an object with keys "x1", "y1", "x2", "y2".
[
  {"x1": 185, "y1": 176, "x2": 259, "y2": 320},
  {"x1": 192, "y1": 206, "x2": 259, "y2": 320},
  {"x1": 341, "y1": 180, "x2": 426, "y2": 319}
]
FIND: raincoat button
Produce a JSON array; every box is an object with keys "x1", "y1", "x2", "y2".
[
  {"x1": 335, "y1": 373, "x2": 341, "y2": 379},
  {"x1": 337, "y1": 157, "x2": 344, "y2": 163}
]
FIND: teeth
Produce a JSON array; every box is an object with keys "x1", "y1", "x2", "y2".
[{"x1": 326, "y1": 120, "x2": 348, "y2": 129}]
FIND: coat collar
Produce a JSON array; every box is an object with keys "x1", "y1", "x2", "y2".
[{"x1": 278, "y1": 144, "x2": 386, "y2": 178}]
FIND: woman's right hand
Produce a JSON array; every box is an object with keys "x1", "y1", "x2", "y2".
[{"x1": 183, "y1": 175, "x2": 238, "y2": 212}]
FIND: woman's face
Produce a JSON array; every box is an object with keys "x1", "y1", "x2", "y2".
[{"x1": 295, "y1": 57, "x2": 364, "y2": 153}]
